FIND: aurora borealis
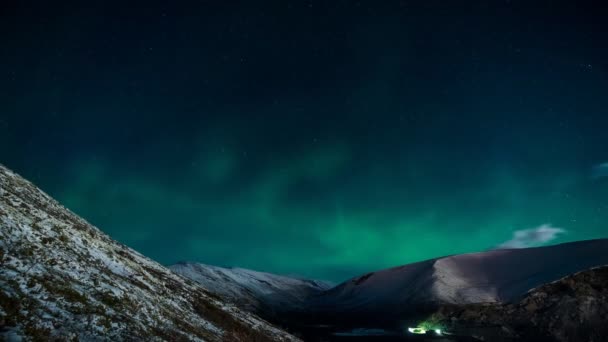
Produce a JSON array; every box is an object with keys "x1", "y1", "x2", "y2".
[{"x1": 1, "y1": 1, "x2": 607, "y2": 282}]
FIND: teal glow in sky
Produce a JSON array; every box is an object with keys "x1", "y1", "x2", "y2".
[{"x1": 1, "y1": 2, "x2": 607, "y2": 281}]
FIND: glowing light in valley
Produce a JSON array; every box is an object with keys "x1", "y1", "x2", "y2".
[{"x1": 407, "y1": 327, "x2": 426, "y2": 334}]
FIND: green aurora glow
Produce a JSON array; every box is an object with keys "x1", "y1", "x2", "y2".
[{"x1": 1, "y1": 2, "x2": 607, "y2": 282}]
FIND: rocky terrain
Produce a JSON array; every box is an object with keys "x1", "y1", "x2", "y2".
[
  {"x1": 0, "y1": 164, "x2": 299, "y2": 341},
  {"x1": 431, "y1": 265, "x2": 608, "y2": 342}
]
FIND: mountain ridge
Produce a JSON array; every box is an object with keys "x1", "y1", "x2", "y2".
[
  {"x1": 170, "y1": 262, "x2": 333, "y2": 317},
  {"x1": 0, "y1": 164, "x2": 299, "y2": 341},
  {"x1": 305, "y1": 238, "x2": 608, "y2": 319}
]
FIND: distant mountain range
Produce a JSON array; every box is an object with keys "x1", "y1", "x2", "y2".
[
  {"x1": 306, "y1": 238, "x2": 608, "y2": 316},
  {"x1": 1, "y1": 163, "x2": 607, "y2": 342},
  {"x1": 174, "y1": 239, "x2": 608, "y2": 341},
  {"x1": 170, "y1": 262, "x2": 333, "y2": 316}
]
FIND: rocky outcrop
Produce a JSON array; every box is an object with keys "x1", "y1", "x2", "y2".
[
  {"x1": 0, "y1": 164, "x2": 299, "y2": 341},
  {"x1": 432, "y1": 266, "x2": 608, "y2": 342}
]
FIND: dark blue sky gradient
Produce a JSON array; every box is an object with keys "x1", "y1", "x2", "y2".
[{"x1": 1, "y1": 1, "x2": 607, "y2": 281}]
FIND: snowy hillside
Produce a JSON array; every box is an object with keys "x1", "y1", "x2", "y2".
[
  {"x1": 170, "y1": 262, "x2": 332, "y2": 315},
  {"x1": 0, "y1": 164, "x2": 299, "y2": 341},
  {"x1": 307, "y1": 239, "x2": 608, "y2": 318}
]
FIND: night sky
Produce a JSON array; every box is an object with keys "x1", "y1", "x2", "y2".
[{"x1": 1, "y1": 1, "x2": 607, "y2": 281}]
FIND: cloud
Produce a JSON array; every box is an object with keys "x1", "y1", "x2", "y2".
[
  {"x1": 591, "y1": 162, "x2": 608, "y2": 180},
  {"x1": 497, "y1": 224, "x2": 566, "y2": 249}
]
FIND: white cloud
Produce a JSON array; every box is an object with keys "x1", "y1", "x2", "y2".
[
  {"x1": 592, "y1": 162, "x2": 608, "y2": 180},
  {"x1": 497, "y1": 224, "x2": 566, "y2": 249}
]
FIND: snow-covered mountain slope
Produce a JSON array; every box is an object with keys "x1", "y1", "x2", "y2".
[
  {"x1": 170, "y1": 262, "x2": 333, "y2": 315},
  {"x1": 0, "y1": 164, "x2": 299, "y2": 341},
  {"x1": 307, "y1": 239, "x2": 608, "y2": 318}
]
